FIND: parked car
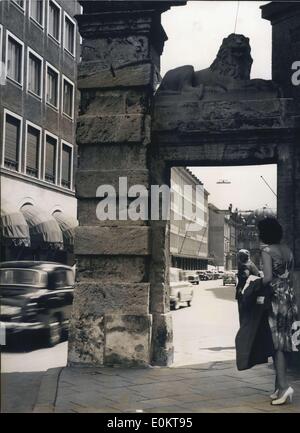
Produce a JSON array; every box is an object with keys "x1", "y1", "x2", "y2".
[
  {"x1": 169, "y1": 267, "x2": 194, "y2": 310},
  {"x1": 0, "y1": 261, "x2": 75, "y2": 347},
  {"x1": 205, "y1": 270, "x2": 214, "y2": 280},
  {"x1": 197, "y1": 271, "x2": 209, "y2": 281},
  {"x1": 183, "y1": 271, "x2": 200, "y2": 285},
  {"x1": 223, "y1": 270, "x2": 237, "y2": 286}
]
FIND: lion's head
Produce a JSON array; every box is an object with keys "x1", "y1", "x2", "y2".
[{"x1": 210, "y1": 34, "x2": 253, "y2": 80}]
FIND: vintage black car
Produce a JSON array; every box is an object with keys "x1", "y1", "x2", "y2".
[{"x1": 0, "y1": 261, "x2": 75, "y2": 347}]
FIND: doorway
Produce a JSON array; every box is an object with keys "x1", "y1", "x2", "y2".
[{"x1": 167, "y1": 164, "x2": 277, "y2": 366}]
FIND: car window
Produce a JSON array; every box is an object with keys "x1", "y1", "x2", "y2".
[
  {"x1": 52, "y1": 270, "x2": 75, "y2": 288},
  {"x1": 0, "y1": 269, "x2": 47, "y2": 287}
]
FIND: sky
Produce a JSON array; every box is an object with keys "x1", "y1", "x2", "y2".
[
  {"x1": 189, "y1": 165, "x2": 277, "y2": 211},
  {"x1": 161, "y1": 1, "x2": 276, "y2": 212}
]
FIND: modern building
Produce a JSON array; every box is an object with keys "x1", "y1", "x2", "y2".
[
  {"x1": 0, "y1": 0, "x2": 81, "y2": 264},
  {"x1": 208, "y1": 204, "x2": 239, "y2": 271},
  {"x1": 170, "y1": 167, "x2": 209, "y2": 270}
]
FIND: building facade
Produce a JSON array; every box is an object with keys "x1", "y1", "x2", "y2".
[
  {"x1": 208, "y1": 204, "x2": 238, "y2": 271},
  {"x1": 0, "y1": 0, "x2": 81, "y2": 263},
  {"x1": 170, "y1": 167, "x2": 209, "y2": 270}
]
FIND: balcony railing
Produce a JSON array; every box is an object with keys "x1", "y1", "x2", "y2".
[
  {"x1": 4, "y1": 158, "x2": 18, "y2": 171},
  {"x1": 45, "y1": 173, "x2": 55, "y2": 184},
  {"x1": 26, "y1": 166, "x2": 38, "y2": 178}
]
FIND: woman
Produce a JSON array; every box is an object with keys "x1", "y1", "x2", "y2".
[
  {"x1": 258, "y1": 217, "x2": 298, "y2": 405},
  {"x1": 236, "y1": 249, "x2": 260, "y2": 323}
]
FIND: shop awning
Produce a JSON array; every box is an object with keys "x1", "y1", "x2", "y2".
[
  {"x1": 53, "y1": 211, "x2": 78, "y2": 248},
  {"x1": 21, "y1": 205, "x2": 63, "y2": 249},
  {"x1": 1, "y1": 199, "x2": 31, "y2": 247}
]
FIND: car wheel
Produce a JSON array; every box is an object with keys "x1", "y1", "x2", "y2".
[
  {"x1": 46, "y1": 315, "x2": 62, "y2": 347},
  {"x1": 187, "y1": 300, "x2": 192, "y2": 307}
]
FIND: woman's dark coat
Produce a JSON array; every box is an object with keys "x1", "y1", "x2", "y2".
[{"x1": 235, "y1": 278, "x2": 274, "y2": 371}]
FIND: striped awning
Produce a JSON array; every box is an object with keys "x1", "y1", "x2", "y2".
[
  {"x1": 53, "y1": 211, "x2": 78, "y2": 249},
  {"x1": 21, "y1": 205, "x2": 64, "y2": 249},
  {"x1": 1, "y1": 199, "x2": 31, "y2": 247}
]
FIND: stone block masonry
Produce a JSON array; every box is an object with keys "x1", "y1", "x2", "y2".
[{"x1": 68, "y1": 1, "x2": 184, "y2": 367}]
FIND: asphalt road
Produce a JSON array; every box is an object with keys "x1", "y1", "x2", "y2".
[
  {"x1": 1, "y1": 280, "x2": 238, "y2": 373},
  {"x1": 171, "y1": 279, "x2": 239, "y2": 366}
]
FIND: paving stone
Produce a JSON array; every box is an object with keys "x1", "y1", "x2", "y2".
[{"x1": 40, "y1": 360, "x2": 300, "y2": 413}]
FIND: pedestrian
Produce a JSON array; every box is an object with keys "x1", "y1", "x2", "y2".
[
  {"x1": 236, "y1": 249, "x2": 260, "y2": 323},
  {"x1": 258, "y1": 217, "x2": 298, "y2": 405}
]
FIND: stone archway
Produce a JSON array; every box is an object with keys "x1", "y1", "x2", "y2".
[{"x1": 68, "y1": 1, "x2": 300, "y2": 367}]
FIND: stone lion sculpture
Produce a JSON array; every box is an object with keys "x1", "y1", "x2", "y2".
[{"x1": 157, "y1": 34, "x2": 280, "y2": 99}]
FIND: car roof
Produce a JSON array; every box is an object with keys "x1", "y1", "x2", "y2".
[{"x1": 0, "y1": 261, "x2": 72, "y2": 271}]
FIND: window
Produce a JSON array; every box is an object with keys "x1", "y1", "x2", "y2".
[
  {"x1": 48, "y1": 0, "x2": 61, "y2": 43},
  {"x1": 0, "y1": 269, "x2": 47, "y2": 287},
  {"x1": 46, "y1": 63, "x2": 59, "y2": 109},
  {"x1": 0, "y1": 25, "x2": 3, "y2": 82},
  {"x1": 26, "y1": 122, "x2": 41, "y2": 178},
  {"x1": 27, "y1": 48, "x2": 43, "y2": 98},
  {"x1": 51, "y1": 269, "x2": 75, "y2": 288},
  {"x1": 29, "y1": 0, "x2": 44, "y2": 27},
  {"x1": 3, "y1": 110, "x2": 22, "y2": 171},
  {"x1": 6, "y1": 32, "x2": 24, "y2": 86},
  {"x1": 11, "y1": 1, "x2": 26, "y2": 12},
  {"x1": 61, "y1": 141, "x2": 73, "y2": 189},
  {"x1": 44, "y1": 132, "x2": 57, "y2": 184},
  {"x1": 64, "y1": 12, "x2": 76, "y2": 56},
  {"x1": 62, "y1": 76, "x2": 74, "y2": 119}
]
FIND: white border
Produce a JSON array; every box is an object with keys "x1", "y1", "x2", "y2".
[
  {"x1": 27, "y1": 46, "x2": 43, "y2": 99},
  {"x1": 25, "y1": 120, "x2": 42, "y2": 179},
  {"x1": 63, "y1": 11, "x2": 76, "y2": 57},
  {"x1": 47, "y1": 0, "x2": 62, "y2": 44},
  {"x1": 11, "y1": 0, "x2": 26, "y2": 14},
  {"x1": 62, "y1": 74, "x2": 75, "y2": 120},
  {"x1": 60, "y1": 140, "x2": 73, "y2": 190},
  {"x1": 46, "y1": 61, "x2": 60, "y2": 110},
  {"x1": 44, "y1": 130, "x2": 59, "y2": 185},
  {"x1": 5, "y1": 30, "x2": 25, "y2": 88},
  {"x1": 2, "y1": 108, "x2": 23, "y2": 173},
  {"x1": 29, "y1": 0, "x2": 45, "y2": 30}
]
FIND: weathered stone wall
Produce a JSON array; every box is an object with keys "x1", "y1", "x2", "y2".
[
  {"x1": 262, "y1": 3, "x2": 300, "y2": 357},
  {"x1": 68, "y1": 1, "x2": 184, "y2": 367},
  {"x1": 69, "y1": 1, "x2": 300, "y2": 368}
]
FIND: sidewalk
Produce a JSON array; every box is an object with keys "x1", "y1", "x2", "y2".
[{"x1": 32, "y1": 360, "x2": 300, "y2": 413}]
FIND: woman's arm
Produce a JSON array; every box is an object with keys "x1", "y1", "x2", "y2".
[
  {"x1": 261, "y1": 251, "x2": 273, "y2": 285},
  {"x1": 250, "y1": 262, "x2": 260, "y2": 276}
]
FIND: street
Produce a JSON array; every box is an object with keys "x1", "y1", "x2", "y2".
[
  {"x1": 172, "y1": 279, "x2": 239, "y2": 366},
  {"x1": 1, "y1": 280, "x2": 238, "y2": 372}
]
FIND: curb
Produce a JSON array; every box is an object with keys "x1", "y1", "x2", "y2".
[{"x1": 33, "y1": 367, "x2": 63, "y2": 413}]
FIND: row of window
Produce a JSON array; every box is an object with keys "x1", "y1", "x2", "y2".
[
  {"x1": 10, "y1": 0, "x2": 77, "y2": 56},
  {"x1": 0, "y1": 28, "x2": 75, "y2": 119},
  {"x1": 2, "y1": 109, "x2": 74, "y2": 190}
]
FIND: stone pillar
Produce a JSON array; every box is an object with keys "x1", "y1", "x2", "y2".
[
  {"x1": 262, "y1": 2, "x2": 300, "y2": 360},
  {"x1": 261, "y1": 2, "x2": 300, "y2": 100},
  {"x1": 68, "y1": 1, "x2": 185, "y2": 367}
]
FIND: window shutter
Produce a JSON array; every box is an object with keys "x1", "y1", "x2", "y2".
[
  {"x1": 26, "y1": 126, "x2": 39, "y2": 177},
  {"x1": 63, "y1": 81, "x2": 73, "y2": 116},
  {"x1": 7, "y1": 37, "x2": 21, "y2": 83},
  {"x1": 5, "y1": 115, "x2": 20, "y2": 167},
  {"x1": 45, "y1": 135, "x2": 56, "y2": 183},
  {"x1": 47, "y1": 68, "x2": 58, "y2": 106},
  {"x1": 62, "y1": 144, "x2": 71, "y2": 187}
]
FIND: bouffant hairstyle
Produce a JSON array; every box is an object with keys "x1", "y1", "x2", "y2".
[
  {"x1": 238, "y1": 249, "x2": 250, "y2": 264},
  {"x1": 257, "y1": 217, "x2": 283, "y2": 245}
]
